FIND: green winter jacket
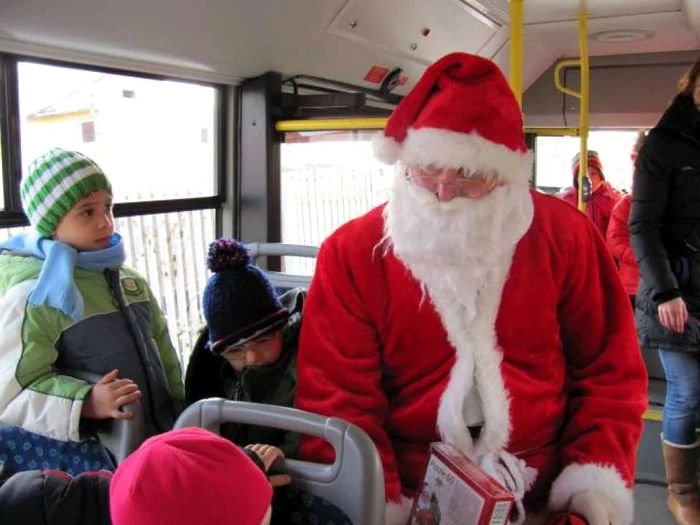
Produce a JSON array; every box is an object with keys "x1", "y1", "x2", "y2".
[{"x1": 0, "y1": 253, "x2": 184, "y2": 442}]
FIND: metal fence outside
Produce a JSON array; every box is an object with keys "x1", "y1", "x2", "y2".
[
  {"x1": 281, "y1": 164, "x2": 394, "y2": 275},
  {"x1": 0, "y1": 208, "x2": 216, "y2": 367}
]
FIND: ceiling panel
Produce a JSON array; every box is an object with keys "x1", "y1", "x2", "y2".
[
  {"x1": 484, "y1": 0, "x2": 682, "y2": 25},
  {"x1": 527, "y1": 11, "x2": 699, "y2": 58},
  {"x1": 0, "y1": 0, "x2": 695, "y2": 92},
  {"x1": 328, "y1": 0, "x2": 502, "y2": 66},
  {"x1": 491, "y1": 33, "x2": 554, "y2": 90},
  {"x1": 0, "y1": 0, "x2": 348, "y2": 82}
]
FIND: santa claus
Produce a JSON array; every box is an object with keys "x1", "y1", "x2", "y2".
[{"x1": 295, "y1": 52, "x2": 647, "y2": 525}]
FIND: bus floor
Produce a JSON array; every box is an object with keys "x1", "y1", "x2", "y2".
[
  {"x1": 635, "y1": 482, "x2": 674, "y2": 524},
  {"x1": 636, "y1": 344, "x2": 674, "y2": 524}
]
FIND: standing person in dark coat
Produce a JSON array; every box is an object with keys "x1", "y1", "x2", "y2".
[{"x1": 630, "y1": 56, "x2": 700, "y2": 525}]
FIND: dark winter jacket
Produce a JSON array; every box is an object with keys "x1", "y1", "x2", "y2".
[
  {"x1": 0, "y1": 470, "x2": 111, "y2": 525},
  {"x1": 630, "y1": 93, "x2": 700, "y2": 352},
  {"x1": 185, "y1": 288, "x2": 304, "y2": 458}
]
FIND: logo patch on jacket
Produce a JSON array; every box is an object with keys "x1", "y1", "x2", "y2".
[{"x1": 122, "y1": 278, "x2": 143, "y2": 296}]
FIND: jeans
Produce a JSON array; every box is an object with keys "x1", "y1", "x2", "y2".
[{"x1": 659, "y1": 349, "x2": 700, "y2": 445}]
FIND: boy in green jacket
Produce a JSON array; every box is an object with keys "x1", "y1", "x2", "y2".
[{"x1": 0, "y1": 148, "x2": 184, "y2": 476}]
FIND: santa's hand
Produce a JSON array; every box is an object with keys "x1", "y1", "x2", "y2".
[
  {"x1": 480, "y1": 451, "x2": 537, "y2": 524},
  {"x1": 568, "y1": 491, "x2": 620, "y2": 525}
]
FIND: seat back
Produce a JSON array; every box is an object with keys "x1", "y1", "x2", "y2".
[
  {"x1": 174, "y1": 398, "x2": 385, "y2": 525},
  {"x1": 65, "y1": 369, "x2": 145, "y2": 464},
  {"x1": 247, "y1": 242, "x2": 318, "y2": 291}
]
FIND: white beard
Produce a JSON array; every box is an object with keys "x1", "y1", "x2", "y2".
[{"x1": 382, "y1": 169, "x2": 534, "y2": 458}]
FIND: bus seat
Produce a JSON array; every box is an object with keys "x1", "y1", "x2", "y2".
[
  {"x1": 247, "y1": 242, "x2": 318, "y2": 292},
  {"x1": 174, "y1": 398, "x2": 385, "y2": 525},
  {"x1": 65, "y1": 369, "x2": 145, "y2": 465}
]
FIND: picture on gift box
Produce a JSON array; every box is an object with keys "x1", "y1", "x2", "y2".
[{"x1": 412, "y1": 490, "x2": 443, "y2": 525}]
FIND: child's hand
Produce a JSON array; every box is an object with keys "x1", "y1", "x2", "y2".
[
  {"x1": 81, "y1": 369, "x2": 142, "y2": 420},
  {"x1": 245, "y1": 444, "x2": 292, "y2": 487}
]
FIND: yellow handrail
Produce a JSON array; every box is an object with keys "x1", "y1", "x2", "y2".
[
  {"x1": 552, "y1": 15, "x2": 590, "y2": 212},
  {"x1": 276, "y1": 119, "x2": 586, "y2": 138},
  {"x1": 528, "y1": 127, "x2": 582, "y2": 137},
  {"x1": 579, "y1": 14, "x2": 590, "y2": 213},
  {"x1": 276, "y1": 118, "x2": 387, "y2": 132},
  {"x1": 509, "y1": 0, "x2": 525, "y2": 107},
  {"x1": 554, "y1": 59, "x2": 584, "y2": 99}
]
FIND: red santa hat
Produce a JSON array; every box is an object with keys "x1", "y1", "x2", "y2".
[
  {"x1": 109, "y1": 428, "x2": 272, "y2": 525},
  {"x1": 374, "y1": 52, "x2": 532, "y2": 184}
]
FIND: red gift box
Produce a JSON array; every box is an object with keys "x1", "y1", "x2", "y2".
[{"x1": 407, "y1": 443, "x2": 515, "y2": 525}]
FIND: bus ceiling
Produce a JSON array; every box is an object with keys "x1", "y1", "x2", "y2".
[{"x1": 0, "y1": 0, "x2": 696, "y2": 98}]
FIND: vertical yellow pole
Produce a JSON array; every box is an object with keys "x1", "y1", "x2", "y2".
[
  {"x1": 509, "y1": 0, "x2": 525, "y2": 106},
  {"x1": 577, "y1": 13, "x2": 589, "y2": 212}
]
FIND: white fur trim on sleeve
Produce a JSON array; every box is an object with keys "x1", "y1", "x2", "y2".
[
  {"x1": 548, "y1": 463, "x2": 634, "y2": 525},
  {"x1": 385, "y1": 494, "x2": 413, "y2": 525}
]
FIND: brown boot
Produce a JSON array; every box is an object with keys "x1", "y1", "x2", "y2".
[{"x1": 662, "y1": 437, "x2": 700, "y2": 524}]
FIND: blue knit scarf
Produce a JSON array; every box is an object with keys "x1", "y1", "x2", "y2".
[{"x1": 0, "y1": 232, "x2": 127, "y2": 321}]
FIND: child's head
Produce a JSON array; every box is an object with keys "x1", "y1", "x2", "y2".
[
  {"x1": 109, "y1": 427, "x2": 273, "y2": 525},
  {"x1": 571, "y1": 150, "x2": 605, "y2": 189},
  {"x1": 202, "y1": 238, "x2": 288, "y2": 371},
  {"x1": 22, "y1": 148, "x2": 114, "y2": 250}
]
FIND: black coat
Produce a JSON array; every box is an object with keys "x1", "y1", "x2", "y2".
[
  {"x1": 0, "y1": 470, "x2": 111, "y2": 525},
  {"x1": 630, "y1": 93, "x2": 700, "y2": 352},
  {"x1": 184, "y1": 288, "x2": 304, "y2": 457}
]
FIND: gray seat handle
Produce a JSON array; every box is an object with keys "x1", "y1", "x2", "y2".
[
  {"x1": 247, "y1": 242, "x2": 318, "y2": 289},
  {"x1": 247, "y1": 242, "x2": 318, "y2": 259},
  {"x1": 63, "y1": 369, "x2": 145, "y2": 465},
  {"x1": 174, "y1": 399, "x2": 385, "y2": 525}
]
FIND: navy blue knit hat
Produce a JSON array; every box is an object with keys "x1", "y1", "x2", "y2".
[{"x1": 202, "y1": 238, "x2": 289, "y2": 354}]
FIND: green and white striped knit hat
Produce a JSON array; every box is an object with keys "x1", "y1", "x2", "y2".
[{"x1": 21, "y1": 148, "x2": 112, "y2": 237}]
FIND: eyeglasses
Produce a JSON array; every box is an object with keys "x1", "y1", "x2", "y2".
[
  {"x1": 221, "y1": 333, "x2": 277, "y2": 359},
  {"x1": 406, "y1": 165, "x2": 501, "y2": 193}
]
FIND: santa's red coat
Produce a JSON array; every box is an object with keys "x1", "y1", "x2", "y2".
[{"x1": 296, "y1": 191, "x2": 647, "y2": 523}]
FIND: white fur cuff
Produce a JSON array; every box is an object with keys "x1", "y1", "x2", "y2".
[
  {"x1": 548, "y1": 463, "x2": 634, "y2": 525},
  {"x1": 385, "y1": 494, "x2": 413, "y2": 525}
]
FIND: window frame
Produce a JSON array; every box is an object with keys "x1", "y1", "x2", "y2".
[{"x1": 0, "y1": 52, "x2": 228, "y2": 232}]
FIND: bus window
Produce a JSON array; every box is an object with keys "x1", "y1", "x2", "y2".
[
  {"x1": 535, "y1": 130, "x2": 642, "y2": 195},
  {"x1": 18, "y1": 61, "x2": 217, "y2": 202},
  {"x1": 0, "y1": 60, "x2": 223, "y2": 365},
  {"x1": 281, "y1": 130, "x2": 393, "y2": 275}
]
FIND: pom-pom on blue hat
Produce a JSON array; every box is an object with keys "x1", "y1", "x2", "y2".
[{"x1": 202, "y1": 238, "x2": 289, "y2": 354}]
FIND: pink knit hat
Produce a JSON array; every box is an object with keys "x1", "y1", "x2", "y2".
[{"x1": 110, "y1": 428, "x2": 273, "y2": 525}]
